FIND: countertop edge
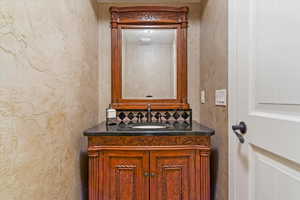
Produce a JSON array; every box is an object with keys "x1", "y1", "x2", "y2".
[{"x1": 83, "y1": 121, "x2": 215, "y2": 137}]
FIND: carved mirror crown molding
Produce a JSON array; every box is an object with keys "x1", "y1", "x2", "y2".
[
  {"x1": 110, "y1": 6, "x2": 189, "y2": 110},
  {"x1": 110, "y1": 6, "x2": 188, "y2": 26}
]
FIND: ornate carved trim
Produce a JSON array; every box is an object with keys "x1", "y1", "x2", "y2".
[
  {"x1": 88, "y1": 135, "x2": 210, "y2": 146},
  {"x1": 110, "y1": 6, "x2": 189, "y2": 25},
  {"x1": 199, "y1": 149, "x2": 211, "y2": 157},
  {"x1": 116, "y1": 165, "x2": 137, "y2": 169},
  {"x1": 88, "y1": 152, "x2": 99, "y2": 157}
]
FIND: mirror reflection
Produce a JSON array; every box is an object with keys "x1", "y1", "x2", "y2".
[{"x1": 122, "y1": 29, "x2": 177, "y2": 99}]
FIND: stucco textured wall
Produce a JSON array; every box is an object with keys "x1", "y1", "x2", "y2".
[
  {"x1": 0, "y1": 0, "x2": 98, "y2": 199},
  {"x1": 200, "y1": 0, "x2": 228, "y2": 199}
]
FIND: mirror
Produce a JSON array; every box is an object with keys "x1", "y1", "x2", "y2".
[
  {"x1": 110, "y1": 6, "x2": 189, "y2": 109},
  {"x1": 122, "y1": 29, "x2": 177, "y2": 99}
]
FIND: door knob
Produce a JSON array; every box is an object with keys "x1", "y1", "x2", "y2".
[
  {"x1": 144, "y1": 172, "x2": 149, "y2": 177},
  {"x1": 232, "y1": 121, "x2": 247, "y2": 133},
  {"x1": 150, "y1": 172, "x2": 156, "y2": 177},
  {"x1": 144, "y1": 172, "x2": 155, "y2": 177},
  {"x1": 232, "y1": 121, "x2": 247, "y2": 143}
]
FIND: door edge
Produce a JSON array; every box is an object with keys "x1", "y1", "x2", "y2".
[{"x1": 228, "y1": 0, "x2": 239, "y2": 199}]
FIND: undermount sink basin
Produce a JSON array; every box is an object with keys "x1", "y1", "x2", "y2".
[{"x1": 131, "y1": 125, "x2": 167, "y2": 129}]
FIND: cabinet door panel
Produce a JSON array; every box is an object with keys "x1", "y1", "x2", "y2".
[
  {"x1": 150, "y1": 150, "x2": 196, "y2": 200},
  {"x1": 102, "y1": 151, "x2": 149, "y2": 200}
]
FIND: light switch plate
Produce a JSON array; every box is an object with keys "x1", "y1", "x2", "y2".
[
  {"x1": 201, "y1": 90, "x2": 205, "y2": 104},
  {"x1": 215, "y1": 89, "x2": 227, "y2": 106}
]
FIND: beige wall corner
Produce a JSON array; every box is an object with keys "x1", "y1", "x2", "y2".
[
  {"x1": 0, "y1": 0, "x2": 99, "y2": 199},
  {"x1": 200, "y1": 0, "x2": 228, "y2": 199}
]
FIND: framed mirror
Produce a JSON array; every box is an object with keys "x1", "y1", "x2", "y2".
[
  {"x1": 110, "y1": 6, "x2": 189, "y2": 109},
  {"x1": 122, "y1": 28, "x2": 177, "y2": 100}
]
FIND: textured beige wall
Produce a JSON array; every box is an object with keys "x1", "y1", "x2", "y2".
[
  {"x1": 0, "y1": 0, "x2": 98, "y2": 199},
  {"x1": 98, "y1": 3, "x2": 201, "y2": 121},
  {"x1": 200, "y1": 0, "x2": 228, "y2": 200}
]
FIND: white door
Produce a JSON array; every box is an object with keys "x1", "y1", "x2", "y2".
[{"x1": 229, "y1": 0, "x2": 300, "y2": 200}]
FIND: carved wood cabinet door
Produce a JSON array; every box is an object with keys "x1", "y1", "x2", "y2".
[
  {"x1": 102, "y1": 150, "x2": 149, "y2": 200},
  {"x1": 149, "y1": 150, "x2": 196, "y2": 200}
]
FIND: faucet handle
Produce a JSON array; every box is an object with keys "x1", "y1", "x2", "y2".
[{"x1": 147, "y1": 104, "x2": 152, "y2": 123}]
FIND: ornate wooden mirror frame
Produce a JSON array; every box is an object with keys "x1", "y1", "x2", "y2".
[{"x1": 110, "y1": 6, "x2": 189, "y2": 109}]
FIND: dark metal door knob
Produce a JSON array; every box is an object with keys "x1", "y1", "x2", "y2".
[
  {"x1": 232, "y1": 121, "x2": 247, "y2": 143},
  {"x1": 144, "y1": 172, "x2": 149, "y2": 177},
  {"x1": 150, "y1": 172, "x2": 156, "y2": 177}
]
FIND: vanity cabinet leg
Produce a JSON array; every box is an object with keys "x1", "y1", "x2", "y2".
[
  {"x1": 88, "y1": 152, "x2": 101, "y2": 200},
  {"x1": 199, "y1": 150, "x2": 211, "y2": 200}
]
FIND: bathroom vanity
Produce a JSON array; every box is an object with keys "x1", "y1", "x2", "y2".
[
  {"x1": 84, "y1": 119, "x2": 214, "y2": 200},
  {"x1": 83, "y1": 6, "x2": 214, "y2": 200}
]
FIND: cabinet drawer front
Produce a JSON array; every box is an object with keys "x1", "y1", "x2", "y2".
[
  {"x1": 150, "y1": 150, "x2": 196, "y2": 200},
  {"x1": 103, "y1": 151, "x2": 149, "y2": 200}
]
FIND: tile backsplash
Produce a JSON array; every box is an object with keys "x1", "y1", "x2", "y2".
[{"x1": 116, "y1": 109, "x2": 192, "y2": 124}]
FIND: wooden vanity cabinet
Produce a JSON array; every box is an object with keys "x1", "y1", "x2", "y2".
[
  {"x1": 150, "y1": 150, "x2": 196, "y2": 200},
  {"x1": 88, "y1": 136, "x2": 211, "y2": 200},
  {"x1": 102, "y1": 150, "x2": 149, "y2": 200}
]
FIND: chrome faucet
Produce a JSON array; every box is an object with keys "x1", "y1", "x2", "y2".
[{"x1": 147, "y1": 104, "x2": 152, "y2": 123}]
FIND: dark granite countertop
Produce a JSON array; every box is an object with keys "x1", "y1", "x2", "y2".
[{"x1": 83, "y1": 121, "x2": 214, "y2": 136}]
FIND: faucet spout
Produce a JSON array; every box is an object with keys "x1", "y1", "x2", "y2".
[{"x1": 147, "y1": 104, "x2": 152, "y2": 123}]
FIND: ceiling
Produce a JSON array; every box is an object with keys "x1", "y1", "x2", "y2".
[{"x1": 97, "y1": 0, "x2": 201, "y2": 3}]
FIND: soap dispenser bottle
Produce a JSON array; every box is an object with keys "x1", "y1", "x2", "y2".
[{"x1": 106, "y1": 104, "x2": 117, "y2": 125}]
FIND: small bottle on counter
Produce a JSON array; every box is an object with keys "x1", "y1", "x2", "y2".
[{"x1": 106, "y1": 104, "x2": 117, "y2": 125}]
